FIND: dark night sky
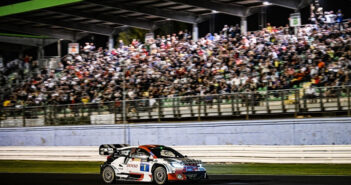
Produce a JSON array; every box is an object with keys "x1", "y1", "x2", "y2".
[{"x1": 1, "y1": 0, "x2": 351, "y2": 60}]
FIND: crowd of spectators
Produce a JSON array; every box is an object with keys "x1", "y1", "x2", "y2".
[
  {"x1": 2, "y1": 16, "x2": 351, "y2": 107},
  {"x1": 0, "y1": 55, "x2": 35, "y2": 87}
]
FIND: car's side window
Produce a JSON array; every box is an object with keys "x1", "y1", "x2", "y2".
[
  {"x1": 129, "y1": 148, "x2": 137, "y2": 157},
  {"x1": 120, "y1": 149, "x2": 131, "y2": 156},
  {"x1": 160, "y1": 149, "x2": 176, "y2": 158},
  {"x1": 136, "y1": 149, "x2": 149, "y2": 157},
  {"x1": 118, "y1": 148, "x2": 131, "y2": 164},
  {"x1": 131, "y1": 148, "x2": 149, "y2": 158}
]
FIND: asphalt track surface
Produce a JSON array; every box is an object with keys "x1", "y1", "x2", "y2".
[{"x1": 1, "y1": 173, "x2": 351, "y2": 185}]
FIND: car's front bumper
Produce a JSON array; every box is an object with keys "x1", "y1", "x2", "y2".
[
  {"x1": 168, "y1": 171, "x2": 207, "y2": 181},
  {"x1": 184, "y1": 171, "x2": 207, "y2": 180},
  {"x1": 168, "y1": 166, "x2": 207, "y2": 181}
]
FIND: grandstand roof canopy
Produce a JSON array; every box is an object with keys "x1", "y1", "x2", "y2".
[{"x1": 0, "y1": 0, "x2": 311, "y2": 40}]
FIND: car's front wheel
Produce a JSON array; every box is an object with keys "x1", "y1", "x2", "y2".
[
  {"x1": 102, "y1": 166, "x2": 115, "y2": 184},
  {"x1": 153, "y1": 166, "x2": 167, "y2": 185}
]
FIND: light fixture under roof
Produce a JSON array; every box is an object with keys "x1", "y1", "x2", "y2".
[{"x1": 263, "y1": 1, "x2": 272, "y2": 6}]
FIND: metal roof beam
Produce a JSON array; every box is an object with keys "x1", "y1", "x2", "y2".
[
  {"x1": 0, "y1": 44, "x2": 32, "y2": 52},
  {"x1": 0, "y1": 23, "x2": 78, "y2": 41},
  {"x1": 86, "y1": 0, "x2": 199, "y2": 23},
  {"x1": 168, "y1": 0, "x2": 248, "y2": 17},
  {"x1": 260, "y1": 0, "x2": 300, "y2": 10},
  {"x1": 0, "y1": 36, "x2": 57, "y2": 47},
  {"x1": 49, "y1": 9, "x2": 154, "y2": 30},
  {"x1": 11, "y1": 15, "x2": 114, "y2": 36}
]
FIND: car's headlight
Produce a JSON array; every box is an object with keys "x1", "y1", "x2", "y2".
[{"x1": 170, "y1": 162, "x2": 184, "y2": 168}]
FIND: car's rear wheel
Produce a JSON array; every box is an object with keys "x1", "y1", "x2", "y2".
[
  {"x1": 102, "y1": 166, "x2": 115, "y2": 184},
  {"x1": 153, "y1": 166, "x2": 167, "y2": 185}
]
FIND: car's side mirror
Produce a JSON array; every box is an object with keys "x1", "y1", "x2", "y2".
[{"x1": 184, "y1": 155, "x2": 188, "y2": 158}]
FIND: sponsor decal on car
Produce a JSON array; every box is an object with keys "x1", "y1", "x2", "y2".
[
  {"x1": 132, "y1": 158, "x2": 141, "y2": 162},
  {"x1": 140, "y1": 163, "x2": 150, "y2": 172},
  {"x1": 127, "y1": 164, "x2": 138, "y2": 168}
]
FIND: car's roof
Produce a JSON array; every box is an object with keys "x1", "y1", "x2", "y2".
[
  {"x1": 138, "y1": 145, "x2": 165, "y2": 149},
  {"x1": 117, "y1": 145, "x2": 166, "y2": 150}
]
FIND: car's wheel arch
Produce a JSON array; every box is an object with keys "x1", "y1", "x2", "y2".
[{"x1": 151, "y1": 163, "x2": 168, "y2": 174}]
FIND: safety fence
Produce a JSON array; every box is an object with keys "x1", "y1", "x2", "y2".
[
  {"x1": 1, "y1": 85, "x2": 351, "y2": 127},
  {"x1": 0, "y1": 145, "x2": 350, "y2": 164}
]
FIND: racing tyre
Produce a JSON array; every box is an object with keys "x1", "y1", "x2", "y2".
[
  {"x1": 153, "y1": 166, "x2": 167, "y2": 185},
  {"x1": 102, "y1": 166, "x2": 115, "y2": 184}
]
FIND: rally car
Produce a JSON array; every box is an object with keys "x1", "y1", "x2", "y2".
[{"x1": 99, "y1": 144, "x2": 207, "y2": 184}]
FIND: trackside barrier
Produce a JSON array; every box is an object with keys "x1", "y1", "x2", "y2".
[{"x1": 0, "y1": 145, "x2": 350, "y2": 164}]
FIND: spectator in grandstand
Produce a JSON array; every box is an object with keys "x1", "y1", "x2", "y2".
[
  {"x1": 324, "y1": 11, "x2": 336, "y2": 26},
  {"x1": 336, "y1": 9, "x2": 344, "y2": 30},
  {"x1": 2, "y1": 99, "x2": 12, "y2": 107},
  {"x1": 305, "y1": 85, "x2": 317, "y2": 103},
  {"x1": 310, "y1": 4, "x2": 317, "y2": 24}
]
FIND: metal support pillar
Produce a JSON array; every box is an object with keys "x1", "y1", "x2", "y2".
[
  {"x1": 210, "y1": 13, "x2": 215, "y2": 33},
  {"x1": 122, "y1": 62, "x2": 127, "y2": 144},
  {"x1": 108, "y1": 35, "x2": 114, "y2": 52},
  {"x1": 169, "y1": 20, "x2": 174, "y2": 34},
  {"x1": 259, "y1": 7, "x2": 267, "y2": 30},
  {"x1": 192, "y1": 23, "x2": 198, "y2": 41},
  {"x1": 37, "y1": 39, "x2": 44, "y2": 59},
  {"x1": 241, "y1": 17, "x2": 247, "y2": 35},
  {"x1": 294, "y1": 9, "x2": 300, "y2": 36},
  {"x1": 39, "y1": 46, "x2": 44, "y2": 59},
  {"x1": 19, "y1": 45, "x2": 24, "y2": 59},
  {"x1": 57, "y1": 39, "x2": 62, "y2": 57},
  {"x1": 37, "y1": 46, "x2": 41, "y2": 59},
  {"x1": 73, "y1": 32, "x2": 77, "y2": 42}
]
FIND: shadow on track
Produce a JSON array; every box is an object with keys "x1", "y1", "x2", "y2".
[{"x1": 1, "y1": 173, "x2": 350, "y2": 185}]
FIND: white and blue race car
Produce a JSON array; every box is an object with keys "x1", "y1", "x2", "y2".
[{"x1": 99, "y1": 144, "x2": 207, "y2": 184}]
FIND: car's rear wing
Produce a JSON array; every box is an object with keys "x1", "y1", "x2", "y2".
[{"x1": 99, "y1": 144, "x2": 130, "y2": 155}]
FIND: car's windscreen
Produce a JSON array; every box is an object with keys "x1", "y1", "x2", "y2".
[{"x1": 149, "y1": 146, "x2": 184, "y2": 158}]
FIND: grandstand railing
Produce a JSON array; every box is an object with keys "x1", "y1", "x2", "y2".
[{"x1": 1, "y1": 85, "x2": 351, "y2": 127}]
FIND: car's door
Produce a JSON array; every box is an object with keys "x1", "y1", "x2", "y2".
[
  {"x1": 111, "y1": 148, "x2": 131, "y2": 174},
  {"x1": 126, "y1": 148, "x2": 151, "y2": 174}
]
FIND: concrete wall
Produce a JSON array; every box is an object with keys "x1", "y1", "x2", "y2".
[{"x1": 1, "y1": 117, "x2": 351, "y2": 146}]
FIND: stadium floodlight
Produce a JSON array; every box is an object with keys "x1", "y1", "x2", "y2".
[{"x1": 263, "y1": 1, "x2": 272, "y2": 6}]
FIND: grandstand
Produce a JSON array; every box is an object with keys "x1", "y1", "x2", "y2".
[
  {"x1": 1, "y1": 2, "x2": 351, "y2": 183},
  {"x1": 1, "y1": 0, "x2": 351, "y2": 127}
]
